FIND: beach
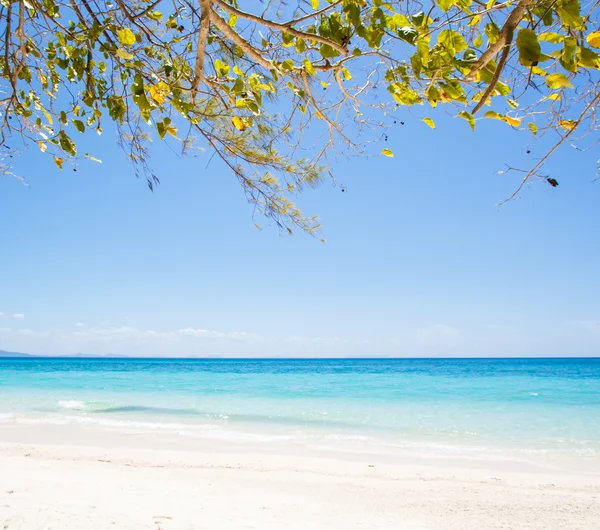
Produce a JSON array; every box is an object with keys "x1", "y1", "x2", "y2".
[
  {"x1": 1, "y1": 423, "x2": 600, "y2": 530},
  {"x1": 1, "y1": 358, "x2": 600, "y2": 528}
]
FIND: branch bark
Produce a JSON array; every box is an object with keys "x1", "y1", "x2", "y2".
[
  {"x1": 192, "y1": 0, "x2": 211, "y2": 92},
  {"x1": 465, "y1": 0, "x2": 532, "y2": 82},
  {"x1": 212, "y1": 0, "x2": 348, "y2": 56},
  {"x1": 209, "y1": 8, "x2": 273, "y2": 70}
]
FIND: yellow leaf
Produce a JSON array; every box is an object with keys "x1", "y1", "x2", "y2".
[
  {"x1": 85, "y1": 153, "x2": 102, "y2": 163},
  {"x1": 116, "y1": 48, "x2": 134, "y2": 60},
  {"x1": 40, "y1": 107, "x2": 53, "y2": 125},
  {"x1": 38, "y1": 141, "x2": 47, "y2": 152},
  {"x1": 53, "y1": 156, "x2": 64, "y2": 170},
  {"x1": 311, "y1": 0, "x2": 319, "y2": 9},
  {"x1": 341, "y1": 67, "x2": 352, "y2": 81},
  {"x1": 117, "y1": 28, "x2": 136, "y2": 46},
  {"x1": 231, "y1": 116, "x2": 249, "y2": 131},
  {"x1": 149, "y1": 82, "x2": 169, "y2": 105},
  {"x1": 587, "y1": 31, "x2": 600, "y2": 49},
  {"x1": 547, "y1": 93, "x2": 561, "y2": 100},
  {"x1": 504, "y1": 116, "x2": 521, "y2": 127},
  {"x1": 422, "y1": 117, "x2": 435, "y2": 129},
  {"x1": 381, "y1": 148, "x2": 394, "y2": 157},
  {"x1": 559, "y1": 119, "x2": 577, "y2": 130},
  {"x1": 304, "y1": 59, "x2": 315, "y2": 76}
]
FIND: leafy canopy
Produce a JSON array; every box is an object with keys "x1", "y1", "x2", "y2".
[{"x1": 1, "y1": 0, "x2": 600, "y2": 232}]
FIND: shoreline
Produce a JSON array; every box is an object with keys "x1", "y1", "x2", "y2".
[{"x1": 2, "y1": 423, "x2": 600, "y2": 529}]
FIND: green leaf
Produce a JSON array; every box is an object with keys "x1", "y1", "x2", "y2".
[
  {"x1": 556, "y1": 0, "x2": 583, "y2": 28},
  {"x1": 146, "y1": 10, "x2": 162, "y2": 21},
  {"x1": 484, "y1": 110, "x2": 504, "y2": 120},
  {"x1": 280, "y1": 59, "x2": 295, "y2": 72},
  {"x1": 156, "y1": 117, "x2": 177, "y2": 139},
  {"x1": 341, "y1": 67, "x2": 352, "y2": 81},
  {"x1": 437, "y1": 0, "x2": 454, "y2": 12},
  {"x1": 422, "y1": 117, "x2": 435, "y2": 129},
  {"x1": 72, "y1": 119, "x2": 85, "y2": 133},
  {"x1": 546, "y1": 73, "x2": 574, "y2": 89},
  {"x1": 381, "y1": 148, "x2": 394, "y2": 157},
  {"x1": 528, "y1": 122, "x2": 538, "y2": 135},
  {"x1": 458, "y1": 110, "x2": 475, "y2": 130},
  {"x1": 396, "y1": 27, "x2": 418, "y2": 45},
  {"x1": 578, "y1": 47, "x2": 600, "y2": 68},
  {"x1": 281, "y1": 31, "x2": 294, "y2": 47},
  {"x1": 131, "y1": 73, "x2": 151, "y2": 111},
  {"x1": 417, "y1": 41, "x2": 429, "y2": 61},
  {"x1": 303, "y1": 59, "x2": 315, "y2": 76},
  {"x1": 319, "y1": 43, "x2": 340, "y2": 58},
  {"x1": 539, "y1": 32, "x2": 565, "y2": 44},
  {"x1": 58, "y1": 130, "x2": 77, "y2": 156},
  {"x1": 506, "y1": 99, "x2": 519, "y2": 109},
  {"x1": 560, "y1": 37, "x2": 578, "y2": 72},
  {"x1": 516, "y1": 29, "x2": 541, "y2": 66},
  {"x1": 116, "y1": 48, "x2": 134, "y2": 60},
  {"x1": 116, "y1": 28, "x2": 136, "y2": 47},
  {"x1": 215, "y1": 59, "x2": 230, "y2": 77},
  {"x1": 295, "y1": 38, "x2": 306, "y2": 53},
  {"x1": 484, "y1": 22, "x2": 500, "y2": 44},
  {"x1": 437, "y1": 30, "x2": 468, "y2": 55}
]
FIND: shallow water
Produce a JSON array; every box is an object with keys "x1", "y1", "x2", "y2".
[{"x1": 1, "y1": 358, "x2": 599, "y2": 459}]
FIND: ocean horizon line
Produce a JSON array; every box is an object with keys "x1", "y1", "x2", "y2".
[{"x1": 1, "y1": 354, "x2": 599, "y2": 360}]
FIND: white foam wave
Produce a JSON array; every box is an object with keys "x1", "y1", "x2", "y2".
[
  {"x1": 0, "y1": 413, "x2": 14, "y2": 422},
  {"x1": 58, "y1": 400, "x2": 87, "y2": 410}
]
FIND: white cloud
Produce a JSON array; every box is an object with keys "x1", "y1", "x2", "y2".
[
  {"x1": 0, "y1": 312, "x2": 4, "y2": 317},
  {"x1": 12, "y1": 313, "x2": 25, "y2": 319},
  {"x1": 1, "y1": 320, "x2": 599, "y2": 358},
  {"x1": 75, "y1": 323, "x2": 84, "y2": 327},
  {"x1": 578, "y1": 320, "x2": 600, "y2": 332},
  {"x1": 0, "y1": 325, "x2": 263, "y2": 357}
]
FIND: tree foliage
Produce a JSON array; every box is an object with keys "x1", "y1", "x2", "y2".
[{"x1": 1, "y1": 0, "x2": 599, "y2": 232}]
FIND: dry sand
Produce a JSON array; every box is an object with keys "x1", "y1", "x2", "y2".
[{"x1": 1, "y1": 424, "x2": 599, "y2": 529}]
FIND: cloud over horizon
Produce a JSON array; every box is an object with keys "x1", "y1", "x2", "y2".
[{"x1": 0, "y1": 319, "x2": 599, "y2": 358}]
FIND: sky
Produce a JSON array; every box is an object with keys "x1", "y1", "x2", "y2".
[{"x1": 1, "y1": 98, "x2": 600, "y2": 357}]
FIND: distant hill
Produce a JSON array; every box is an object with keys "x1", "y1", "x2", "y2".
[
  {"x1": 0, "y1": 350, "x2": 129, "y2": 358},
  {"x1": 0, "y1": 350, "x2": 35, "y2": 357}
]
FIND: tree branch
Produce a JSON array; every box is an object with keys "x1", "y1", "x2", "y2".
[
  {"x1": 471, "y1": 30, "x2": 513, "y2": 115},
  {"x1": 499, "y1": 91, "x2": 600, "y2": 205},
  {"x1": 192, "y1": 0, "x2": 211, "y2": 92},
  {"x1": 209, "y1": 8, "x2": 273, "y2": 70},
  {"x1": 212, "y1": 0, "x2": 348, "y2": 56},
  {"x1": 465, "y1": 0, "x2": 532, "y2": 82}
]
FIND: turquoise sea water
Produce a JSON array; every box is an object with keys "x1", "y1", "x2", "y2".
[{"x1": 1, "y1": 358, "x2": 599, "y2": 459}]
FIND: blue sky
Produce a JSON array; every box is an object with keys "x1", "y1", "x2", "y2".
[{"x1": 1, "y1": 103, "x2": 599, "y2": 357}]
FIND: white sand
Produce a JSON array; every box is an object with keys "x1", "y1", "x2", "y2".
[{"x1": 1, "y1": 424, "x2": 599, "y2": 529}]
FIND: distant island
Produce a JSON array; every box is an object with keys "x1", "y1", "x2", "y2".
[
  {"x1": 0, "y1": 350, "x2": 34, "y2": 357},
  {"x1": 0, "y1": 350, "x2": 128, "y2": 358}
]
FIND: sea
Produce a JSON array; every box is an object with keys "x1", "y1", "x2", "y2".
[{"x1": 1, "y1": 357, "x2": 599, "y2": 464}]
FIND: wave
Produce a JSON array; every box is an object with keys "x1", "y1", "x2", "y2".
[
  {"x1": 51, "y1": 400, "x2": 375, "y2": 431},
  {"x1": 58, "y1": 400, "x2": 87, "y2": 410}
]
